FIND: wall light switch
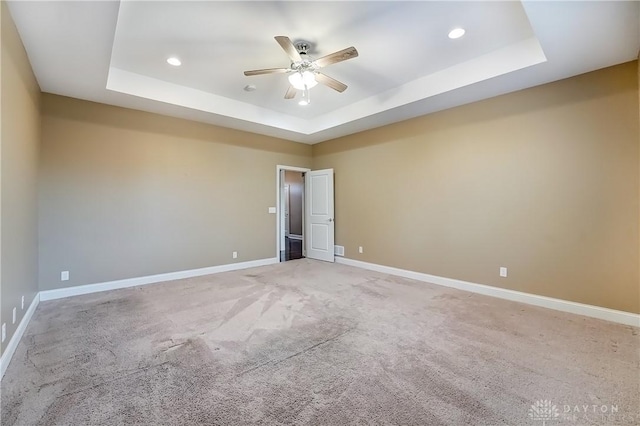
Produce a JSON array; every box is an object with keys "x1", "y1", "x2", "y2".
[
  {"x1": 61, "y1": 271, "x2": 69, "y2": 281},
  {"x1": 21, "y1": 296, "x2": 25, "y2": 310},
  {"x1": 1, "y1": 324, "x2": 6, "y2": 343},
  {"x1": 358, "y1": 246, "x2": 363, "y2": 254},
  {"x1": 268, "y1": 207, "x2": 276, "y2": 214},
  {"x1": 500, "y1": 267, "x2": 508, "y2": 278},
  {"x1": 232, "y1": 251, "x2": 238, "y2": 259},
  {"x1": 12, "y1": 308, "x2": 16, "y2": 324}
]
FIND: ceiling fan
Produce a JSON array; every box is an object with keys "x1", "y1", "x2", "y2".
[{"x1": 244, "y1": 36, "x2": 358, "y2": 105}]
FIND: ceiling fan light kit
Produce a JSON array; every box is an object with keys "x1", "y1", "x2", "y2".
[
  {"x1": 244, "y1": 36, "x2": 358, "y2": 106},
  {"x1": 288, "y1": 70, "x2": 317, "y2": 90}
]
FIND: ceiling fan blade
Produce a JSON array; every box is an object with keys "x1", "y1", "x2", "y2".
[
  {"x1": 244, "y1": 68, "x2": 290, "y2": 76},
  {"x1": 275, "y1": 36, "x2": 302, "y2": 63},
  {"x1": 313, "y1": 46, "x2": 358, "y2": 68},
  {"x1": 284, "y1": 85, "x2": 297, "y2": 99},
  {"x1": 315, "y1": 73, "x2": 348, "y2": 93}
]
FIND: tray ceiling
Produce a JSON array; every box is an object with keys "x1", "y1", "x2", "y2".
[{"x1": 8, "y1": 1, "x2": 640, "y2": 144}]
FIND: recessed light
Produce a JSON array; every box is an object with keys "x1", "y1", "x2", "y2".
[
  {"x1": 448, "y1": 28, "x2": 465, "y2": 39},
  {"x1": 166, "y1": 57, "x2": 181, "y2": 66},
  {"x1": 298, "y1": 100, "x2": 309, "y2": 106}
]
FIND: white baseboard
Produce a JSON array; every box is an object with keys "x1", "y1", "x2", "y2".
[
  {"x1": 336, "y1": 257, "x2": 640, "y2": 327},
  {"x1": 40, "y1": 257, "x2": 279, "y2": 302},
  {"x1": 2, "y1": 258, "x2": 278, "y2": 380},
  {"x1": 1, "y1": 293, "x2": 40, "y2": 380},
  {"x1": 3, "y1": 256, "x2": 635, "y2": 383}
]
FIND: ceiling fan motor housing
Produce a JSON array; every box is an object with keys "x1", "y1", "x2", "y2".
[
  {"x1": 293, "y1": 41, "x2": 315, "y2": 69},
  {"x1": 294, "y1": 41, "x2": 313, "y2": 55}
]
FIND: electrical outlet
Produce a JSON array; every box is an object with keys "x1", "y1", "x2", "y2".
[
  {"x1": 61, "y1": 271, "x2": 69, "y2": 281},
  {"x1": 1, "y1": 324, "x2": 6, "y2": 343},
  {"x1": 232, "y1": 251, "x2": 238, "y2": 259},
  {"x1": 21, "y1": 296, "x2": 25, "y2": 310},
  {"x1": 358, "y1": 246, "x2": 363, "y2": 254},
  {"x1": 500, "y1": 267, "x2": 508, "y2": 278},
  {"x1": 12, "y1": 308, "x2": 16, "y2": 324}
]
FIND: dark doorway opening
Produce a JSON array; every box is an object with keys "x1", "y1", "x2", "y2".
[
  {"x1": 280, "y1": 170, "x2": 304, "y2": 261},
  {"x1": 281, "y1": 237, "x2": 303, "y2": 261}
]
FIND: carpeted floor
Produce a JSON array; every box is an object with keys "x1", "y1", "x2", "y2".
[{"x1": 1, "y1": 259, "x2": 638, "y2": 425}]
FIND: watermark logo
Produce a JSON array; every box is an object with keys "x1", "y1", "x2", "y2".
[
  {"x1": 527, "y1": 399, "x2": 636, "y2": 424},
  {"x1": 529, "y1": 400, "x2": 560, "y2": 425}
]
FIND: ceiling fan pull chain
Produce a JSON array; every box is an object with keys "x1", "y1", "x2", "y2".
[{"x1": 299, "y1": 85, "x2": 310, "y2": 106}]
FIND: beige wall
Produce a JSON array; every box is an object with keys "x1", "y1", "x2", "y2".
[
  {"x1": 39, "y1": 94, "x2": 311, "y2": 291},
  {"x1": 4, "y1": 16, "x2": 639, "y2": 320},
  {"x1": 1, "y1": 2, "x2": 41, "y2": 355},
  {"x1": 313, "y1": 61, "x2": 639, "y2": 314}
]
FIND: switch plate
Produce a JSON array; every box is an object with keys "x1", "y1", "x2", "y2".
[
  {"x1": 12, "y1": 308, "x2": 16, "y2": 324},
  {"x1": 1, "y1": 324, "x2": 6, "y2": 343},
  {"x1": 268, "y1": 207, "x2": 276, "y2": 214},
  {"x1": 358, "y1": 246, "x2": 363, "y2": 254},
  {"x1": 232, "y1": 251, "x2": 238, "y2": 259},
  {"x1": 61, "y1": 271, "x2": 69, "y2": 281},
  {"x1": 500, "y1": 267, "x2": 508, "y2": 278},
  {"x1": 21, "y1": 296, "x2": 25, "y2": 310}
]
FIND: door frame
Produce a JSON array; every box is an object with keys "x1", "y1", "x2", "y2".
[
  {"x1": 284, "y1": 184, "x2": 290, "y2": 237},
  {"x1": 276, "y1": 165, "x2": 310, "y2": 261}
]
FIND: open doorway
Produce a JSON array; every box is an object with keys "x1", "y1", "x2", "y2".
[
  {"x1": 277, "y1": 165, "x2": 310, "y2": 262},
  {"x1": 283, "y1": 170, "x2": 304, "y2": 261},
  {"x1": 276, "y1": 165, "x2": 335, "y2": 263}
]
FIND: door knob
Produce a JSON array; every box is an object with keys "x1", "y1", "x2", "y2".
[{"x1": 328, "y1": 218, "x2": 334, "y2": 222}]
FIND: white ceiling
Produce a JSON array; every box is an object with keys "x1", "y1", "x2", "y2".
[{"x1": 8, "y1": 1, "x2": 640, "y2": 144}]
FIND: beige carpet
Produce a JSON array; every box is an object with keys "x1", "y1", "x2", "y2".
[{"x1": 1, "y1": 259, "x2": 638, "y2": 425}]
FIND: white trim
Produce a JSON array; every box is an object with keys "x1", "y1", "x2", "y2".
[
  {"x1": 2, "y1": 258, "x2": 635, "y2": 382},
  {"x1": 276, "y1": 165, "x2": 310, "y2": 261},
  {"x1": 1, "y1": 293, "x2": 40, "y2": 380},
  {"x1": 40, "y1": 257, "x2": 278, "y2": 302},
  {"x1": 288, "y1": 234, "x2": 303, "y2": 241},
  {"x1": 336, "y1": 257, "x2": 640, "y2": 327}
]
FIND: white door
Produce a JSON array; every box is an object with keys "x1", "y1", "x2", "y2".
[{"x1": 305, "y1": 169, "x2": 335, "y2": 262}]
